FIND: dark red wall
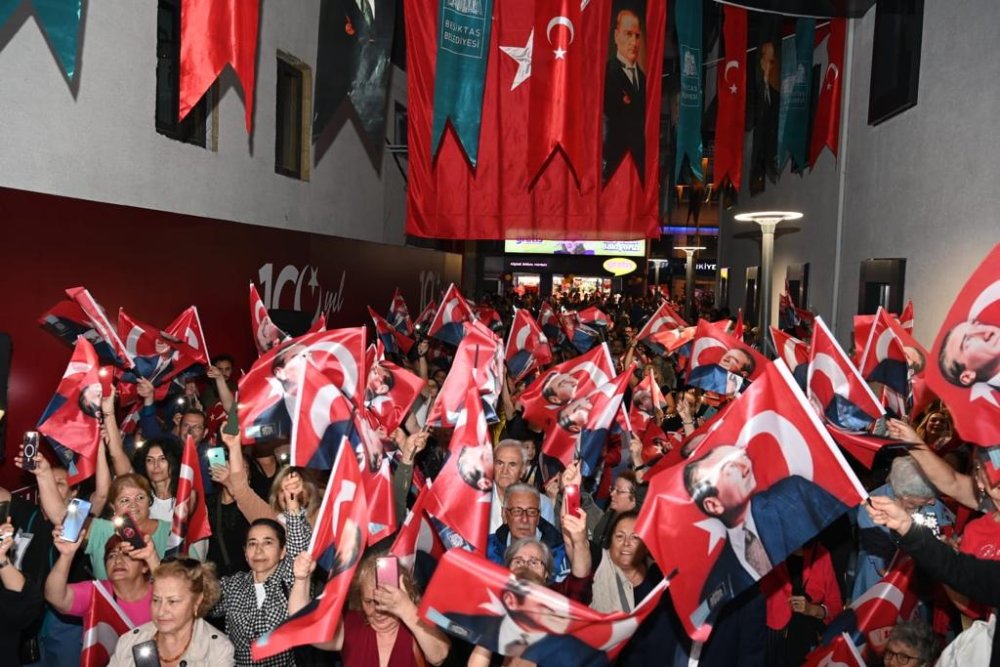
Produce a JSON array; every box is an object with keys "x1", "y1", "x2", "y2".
[{"x1": 0, "y1": 187, "x2": 462, "y2": 488}]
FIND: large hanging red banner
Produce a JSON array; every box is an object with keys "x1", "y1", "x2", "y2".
[{"x1": 404, "y1": 0, "x2": 665, "y2": 240}]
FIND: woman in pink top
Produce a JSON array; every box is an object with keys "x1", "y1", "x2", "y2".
[{"x1": 44, "y1": 529, "x2": 158, "y2": 627}]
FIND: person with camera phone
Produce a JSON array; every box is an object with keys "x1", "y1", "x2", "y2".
[{"x1": 0, "y1": 516, "x2": 44, "y2": 666}]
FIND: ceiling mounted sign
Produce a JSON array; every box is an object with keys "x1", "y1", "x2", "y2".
[{"x1": 603, "y1": 257, "x2": 638, "y2": 276}]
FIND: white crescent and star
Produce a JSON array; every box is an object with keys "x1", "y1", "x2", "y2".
[
  {"x1": 500, "y1": 1, "x2": 591, "y2": 90},
  {"x1": 723, "y1": 59, "x2": 740, "y2": 94},
  {"x1": 825, "y1": 63, "x2": 840, "y2": 90},
  {"x1": 546, "y1": 16, "x2": 575, "y2": 59}
]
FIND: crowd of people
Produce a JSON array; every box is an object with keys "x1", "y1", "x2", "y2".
[{"x1": 0, "y1": 286, "x2": 996, "y2": 667}]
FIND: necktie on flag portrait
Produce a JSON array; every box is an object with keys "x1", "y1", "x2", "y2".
[
  {"x1": 506, "y1": 308, "x2": 553, "y2": 382},
  {"x1": 312, "y1": 0, "x2": 396, "y2": 161},
  {"x1": 808, "y1": 316, "x2": 894, "y2": 468},
  {"x1": 421, "y1": 549, "x2": 667, "y2": 666},
  {"x1": 252, "y1": 443, "x2": 368, "y2": 661},
  {"x1": 179, "y1": 0, "x2": 260, "y2": 132},
  {"x1": 81, "y1": 582, "x2": 135, "y2": 667},
  {"x1": 403, "y1": 0, "x2": 665, "y2": 240},
  {"x1": 167, "y1": 435, "x2": 212, "y2": 561},
  {"x1": 713, "y1": 4, "x2": 747, "y2": 191},
  {"x1": 926, "y1": 243, "x2": 1000, "y2": 446},
  {"x1": 636, "y1": 361, "x2": 865, "y2": 641},
  {"x1": 37, "y1": 337, "x2": 109, "y2": 484},
  {"x1": 0, "y1": 0, "x2": 83, "y2": 79}
]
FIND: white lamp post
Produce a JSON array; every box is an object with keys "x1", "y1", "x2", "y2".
[
  {"x1": 648, "y1": 258, "x2": 669, "y2": 297},
  {"x1": 733, "y1": 211, "x2": 803, "y2": 343},
  {"x1": 675, "y1": 246, "x2": 706, "y2": 321}
]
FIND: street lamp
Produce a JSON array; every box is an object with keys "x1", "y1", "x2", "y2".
[
  {"x1": 733, "y1": 211, "x2": 803, "y2": 345},
  {"x1": 675, "y1": 246, "x2": 706, "y2": 321}
]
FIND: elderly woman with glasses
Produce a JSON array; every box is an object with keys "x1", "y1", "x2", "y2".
[
  {"x1": 84, "y1": 474, "x2": 172, "y2": 580},
  {"x1": 45, "y1": 529, "x2": 159, "y2": 627},
  {"x1": 110, "y1": 558, "x2": 234, "y2": 666}
]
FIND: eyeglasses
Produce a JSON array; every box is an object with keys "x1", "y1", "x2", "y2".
[
  {"x1": 505, "y1": 507, "x2": 540, "y2": 518},
  {"x1": 115, "y1": 494, "x2": 147, "y2": 507},
  {"x1": 510, "y1": 557, "x2": 545, "y2": 570},
  {"x1": 883, "y1": 648, "x2": 921, "y2": 665},
  {"x1": 611, "y1": 487, "x2": 635, "y2": 497}
]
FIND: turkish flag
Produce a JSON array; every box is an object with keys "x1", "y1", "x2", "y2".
[
  {"x1": 807, "y1": 18, "x2": 846, "y2": 167},
  {"x1": 899, "y1": 299, "x2": 915, "y2": 333},
  {"x1": 249, "y1": 283, "x2": 290, "y2": 357},
  {"x1": 858, "y1": 308, "x2": 912, "y2": 399},
  {"x1": 519, "y1": 343, "x2": 616, "y2": 430},
  {"x1": 420, "y1": 549, "x2": 667, "y2": 664},
  {"x1": 118, "y1": 306, "x2": 210, "y2": 386},
  {"x1": 167, "y1": 435, "x2": 212, "y2": 560},
  {"x1": 290, "y1": 362, "x2": 357, "y2": 471},
  {"x1": 425, "y1": 387, "x2": 494, "y2": 553},
  {"x1": 252, "y1": 443, "x2": 368, "y2": 660},
  {"x1": 538, "y1": 300, "x2": 566, "y2": 345},
  {"x1": 819, "y1": 557, "x2": 919, "y2": 661},
  {"x1": 636, "y1": 301, "x2": 688, "y2": 354},
  {"x1": 713, "y1": 4, "x2": 747, "y2": 189},
  {"x1": 368, "y1": 306, "x2": 414, "y2": 356},
  {"x1": 428, "y1": 284, "x2": 475, "y2": 346},
  {"x1": 808, "y1": 317, "x2": 891, "y2": 468},
  {"x1": 180, "y1": 0, "x2": 261, "y2": 132},
  {"x1": 541, "y1": 365, "x2": 633, "y2": 478},
  {"x1": 390, "y1": 481, "x2": 447, "y2": 589},
  {"x1": 415, "y1": 299, "x2": 437, "y2": 331},
  {"x1": 403, "y1": 0, "x2": 664, "y2": 240},
  {"x1": 37, "y1": 338, "x2": 107, "y2": 484},
  {"x1": 65, "y1": 287, "x2": 134, "y2": 369},
  {"x1": 629, "y1": 370, "x2": 668, "y2": 439},
  {"x1": 770, "y1": 327, "x2": 809, "y2": 372},
  {"x1": 801, "y1": 632, "x2": 865, "y2": 667},
  {"x1": 686, "y1": 319, "x2": 769, "y2": 394},
  {"x1": 81, "y1": 582, "x2": 135, "y2": 667},
  {"x1": 389, "y1": 288, "x2": 415, "y2": 336},
  {"x1": 506, "y1": 308, "x2": 553, "y2": 382},
  {"x1": 364, "y1": 359, "x2": 425, "y2": 434},
  {"x1": 362, "y1": 452, "x2": 397, "y2": 546},
  {"x1": 427, "y1": 321, "x2": 504, "y2": 428},
  {"x1": 636, "y1": 361, "x2": 865, "y2": 641},
  {"x1": 926, "y1": 244, "x2": 1000, "y2": 445}
]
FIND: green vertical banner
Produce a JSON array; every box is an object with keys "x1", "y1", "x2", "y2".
[
  {"x1": 674, "y1": 0, "x2": 703, "y2": 181},
  {"x1": 0, "y1": 0, "x2": 82, "y2": 79},
  {"x1": 431, "y1": 0, "x2": 494, "y2": 168},
  {"x1": 777, "y1": 18, "x2": 815, "y2": 173}
]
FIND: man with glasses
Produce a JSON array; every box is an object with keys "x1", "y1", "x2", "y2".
[
  {"x1": 684, "y1": 445, "x2": 848, "y2": 628},
  {"x1": 486, "y1": 484, "x2": 577, "y2": 582},
  {"x1": 489, "y1": 441, "x2": 554, "y2": 533}
]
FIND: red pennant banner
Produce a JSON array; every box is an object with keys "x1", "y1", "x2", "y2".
[
  {"x1": 808, "y1": 18, "x2": 846, "y2": 167},
  {"x1": 713, "y1": 5, "x2": 747, "y2": 189}
]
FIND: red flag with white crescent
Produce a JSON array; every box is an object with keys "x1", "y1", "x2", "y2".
[
  {"x1": 66, "y1": 287, "x2": 135, "y2": 369},
  {"x1": 801, "y1": 632, "x2": 865, "y2": 667},
  {"x1": 519, "y1": 343, "x2": 616, "y2": 430},
  {"x1": 420, "y1": 549, "x2": 668, "y2": 663},
  {"x1": 249, "y1": 282, "x2": 290, "y2": 356},
  {"x1": 428, "y1": 284, "x2": 474, "y2": 347},
  {"x1": 629, "y1": 371, "x2": 667, "y2": 439},
  {"x1": 770, "y1": 327, "x2": 809, "y2": 371},
  {"x1": 807, "y1": 18, "x2": 846, "y2": 167},
  {"x1": 364, "y1": 359, "x2": 425, "y2": 434},
  {"x1": 389, "y1": 288, "x2": 415, "y2": 336},
  {"x1": 686, "y1": 319, "x2": 769, "y2": 394},
  {"x1": 368, "y1": 306, "x2": 415, "y2": 356},
  {"x1": 427, "y1": 321, "x2": 504, "y2": 428},
  {"x1": 506, "y1": 308, "x2": 553, "y2": 382},
  {"x1": 81, "y1": 582, "x2": 135, "y2": 667},
  {"x1": 290, "y1": 361, "x2": 356, "y2": 470},
  {"x1": 636, "y1": 300, "x2": 689, "y2": 354},
  {"x1": 37, "y1": 337, "x2": 108, "y2": 484},
  {"x1": 415, "y1": 299, "x2": 437, "y2": 331},
  {"x1": 425, "y1": 387, "x2": 494, "y2": 553},
  {"x1": 537, "y1": 300, "x2": 565, "y2": 344},
  {"x1": 252, "y1": 443, "x2": 368, "y2": 660},
  {"x1": 713, "y1": 4, "x2": 747, "y2": 189},
  {"x1": 168, "y1": 435, "x2": 212, "y2": 559},
  {"x1": 389, "y1": 481, "x2": 446, "y2": 587},
  {"x1": 636, "y1": 361, "x2": 865, "y2": 641},
  {"x1": 925, "y1": 252, "x2": 1000, "y2": 444}
]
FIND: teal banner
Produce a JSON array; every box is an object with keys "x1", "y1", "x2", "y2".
[
  {"x1": 674, "y1": 0, "x2": 703, "y2": 181},
  {"x1": 431, "y1": 0, "x2": 494, "y2": 167},
  {"x1": 777, "y1": 18, "x2": 814, "y2": 173},
  {"x1": 0, "y1": 0, "x2": 82, "y2": 79}
]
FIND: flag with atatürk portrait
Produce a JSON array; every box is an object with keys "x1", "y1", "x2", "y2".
[
  {"x1": 926, "y1": 243, "x2": 1000, "y2": 446},
  {"x1": 421, "y1": 549, "x2": 667, "y2": 664},
  {"x1": 403, "y1": 0, "x2": 665, "y2": 240},
  {"x1": 519, "y1": 344, "x2": 617, "y2": 430},
  {"x1": 637, "y1": 361, "x2": 865, "y2": 641},
  {"x1": 506, "y1": 308, "x2": 552, "y2": 382}
]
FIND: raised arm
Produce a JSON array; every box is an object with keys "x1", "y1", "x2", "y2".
[
  {"x1": 44, "y1": 526, "x2": 85, "y2": 613},
  {"x1": 219, "y1": 432, "x2": 275, "y2": 523},
  {"x1": 102, "y1": 391, "x2": 133, "y2": 477},
  {"x1": 89, "y1": 437, "x2": 110, "y2": 518},
  {"x1": 887, "y1": 419, "x2": 979, "y2": 509},
  {"x1": 206, "y1": 365, "x2": 235, "y2": 412},
  {"x1": 16, "y1": 448, "x2": 67, "y2": 525},
  {"x1": 376, "y1": 580, "x2": 450, "y2": 665}
]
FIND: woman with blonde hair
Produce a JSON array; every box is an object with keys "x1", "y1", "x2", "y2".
[{"x1": 109, "y1": 557, "x2": 233, "y2": 666}]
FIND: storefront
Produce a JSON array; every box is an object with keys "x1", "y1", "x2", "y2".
[{"x1": 502, "y1": 240, "x2": 646, "y2": 297}]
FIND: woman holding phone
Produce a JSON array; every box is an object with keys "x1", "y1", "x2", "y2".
[
  {"x1": 45, "y1": 530, "x2": 158, "y2": 627},
  {"x1": 287, "y1": 553, "x2": 450, "y2": 666},
  {"x1": 84, "y1": 474, "x2": 171, "y2": 579},
  {"x1": 109, "y1": 558, "x2": 233, "y2": 667}
]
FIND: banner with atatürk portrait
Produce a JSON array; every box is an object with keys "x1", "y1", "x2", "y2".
[
  {"x1": 431, "y1": 0, "x2": 494, "y2": 167},
  {"x1": 603, "y1": 0, "x2": 648, "y2": 184},
  {"x1": 748, "y1": 13, "x2": 781, "y2": 195},
  {"x1": 313, "y1": 0, "x2": 397, "y2": 162}
]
